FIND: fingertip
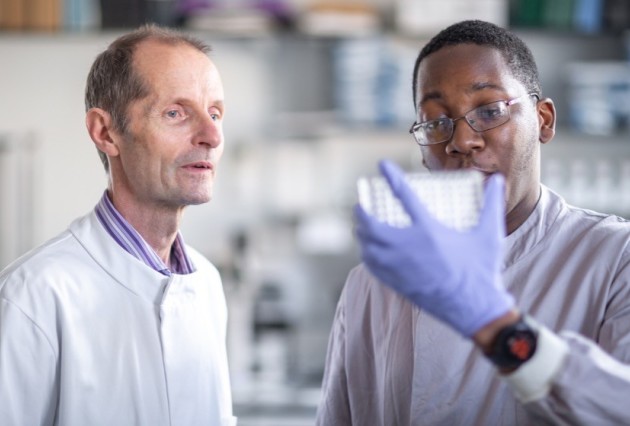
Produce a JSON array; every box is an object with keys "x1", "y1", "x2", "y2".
[
  {"x1": 479, "y1": 173, "x2": 506, "y2": 231},
  {"x1": 378, "y1": 159, "x2": 397, "y2": 174},
  {"x1": 489, "y1": 172, "x2": 505, "y2": 187},
  {"x1": 378, "y1": 160, "x2": 403, "y2": 176},
  {"x1": 485, "y1": 173, "x2": 505, "y2": 202},
  {"x1": 379, "y1": 160, "x2": 404, "y2": 187}
]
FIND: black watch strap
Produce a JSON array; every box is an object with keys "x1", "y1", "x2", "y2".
[{"x1": 486, "y1": 315, "x2": 538, "y2": 369}]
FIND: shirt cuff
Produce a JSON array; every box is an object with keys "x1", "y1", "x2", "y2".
[{"x1": 503, "y1": 323, "x2": 569, "y2": 403}]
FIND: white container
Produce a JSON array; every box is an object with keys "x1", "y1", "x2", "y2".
[{"x1": 395, "y1": 0, "x2": 508, "y2": 36}]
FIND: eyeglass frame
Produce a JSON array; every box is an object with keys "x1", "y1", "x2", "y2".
[{"x1": 409, "y1": 93, "x2": 540, "y2": 146}]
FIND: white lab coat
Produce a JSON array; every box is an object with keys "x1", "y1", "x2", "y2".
[{"x1": 0, "y1": 211, "x2": 236, "y2": 426}]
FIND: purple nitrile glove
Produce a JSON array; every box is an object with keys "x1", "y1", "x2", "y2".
[{"x1": 355, "y1": 160, "x2": 515, "y2": 337}]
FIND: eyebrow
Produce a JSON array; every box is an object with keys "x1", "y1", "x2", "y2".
[
  {"x1": 167, "y1": 98, "x2": 226, "y2": 111},
  {"x1": 211, "y1": 99, "x2": 225, "y2": 111},
  {"x1": 144, "y1": 97, "x2": 225, "y2": 115},
  {"x1": 418, "y1": 81, "x2": 505, "y2": 108}
]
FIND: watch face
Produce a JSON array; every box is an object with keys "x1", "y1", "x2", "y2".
[
  {"x1": 489, "y1": 317, "x2": 538, "y2": 368},
  {"x1": 506, "y1": 330, "x2": 537, "y2": 362}
]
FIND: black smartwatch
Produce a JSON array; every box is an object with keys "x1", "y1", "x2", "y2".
[{"x1": 486, "y1": 315, "x2": 538, "y2": 369}]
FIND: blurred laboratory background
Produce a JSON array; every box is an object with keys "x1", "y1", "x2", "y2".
[{"x1": 1, "y1": 0, "x2": 630, "y2": 424}]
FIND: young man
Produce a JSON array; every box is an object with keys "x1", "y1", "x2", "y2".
[
  {"x1": 317, "y1": 20, "x2": 630, "y2": 425},
  {"x1": 0, "y1": 25, "x2": 236, "y2": 425}
]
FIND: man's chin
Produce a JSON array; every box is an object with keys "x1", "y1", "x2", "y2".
[
  {"x1": 174, "y1": 189, "x2": 212, "y2": 206},
  {"x1": 187, "y1": 194, "x2": 212, "y2": 206}
]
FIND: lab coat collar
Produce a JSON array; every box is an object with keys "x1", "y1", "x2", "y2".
[{"x1": 68, "y1": 211, "x2": 199, "y2": 305}]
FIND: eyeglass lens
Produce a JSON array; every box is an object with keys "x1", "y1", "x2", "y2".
[{"x1": 413, "y1": 100, "x2": 511, "y2": 145}]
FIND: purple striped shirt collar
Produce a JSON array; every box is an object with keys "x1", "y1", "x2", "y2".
[{"x1": 95, "y1": 191, "x2": 196, "y2": 276}]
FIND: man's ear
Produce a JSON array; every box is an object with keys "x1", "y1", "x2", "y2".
[
  {"x1": 86, "y1": 108, "x2": 120, "y2": 157},
  {"x1": 537, "y1": 98, "x2": 556, "y2": 145}
]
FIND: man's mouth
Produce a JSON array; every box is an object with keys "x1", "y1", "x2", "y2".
[{"x1": 185, "y1": 161, "x2": 213, "y2": 170}]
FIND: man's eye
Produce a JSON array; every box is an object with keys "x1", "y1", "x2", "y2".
[
  {"x1": 477, "y1": 105, "x2": 504, "y2": 120},
  {"x1": 423, "y1": 118, "x2": 448, "y2": 131},
  {"x1": 166, "y1": 110, "x2": 181, "y2": 118},
  {"x1": 209, "y1": 110, "x2": 223, "y2": 121},
  {"x1": 424, "y1": 120, "x2": 440, "y2": 131}
]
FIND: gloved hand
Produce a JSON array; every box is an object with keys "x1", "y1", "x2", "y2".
[{"x1": 355, "y1": 160, "x2": 515, "y2": 337}]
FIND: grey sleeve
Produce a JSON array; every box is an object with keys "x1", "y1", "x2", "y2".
[
  {"x1": 505, "y1": 258, "x2": 630, "y2": 425},
  {"x1": 519, "y1": 331, "x2": 630, "y2": 425},
  {"x1": 315, "y1": 294, "x2": 352, "y2": 426}
]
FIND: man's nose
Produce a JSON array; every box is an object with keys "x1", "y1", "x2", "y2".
[
  {"x1": 193, "y1": 113, "x2": 223, "y2": 148},
  {"x1": 445, "y1": 118, "x2": 485, "y2": 155}
]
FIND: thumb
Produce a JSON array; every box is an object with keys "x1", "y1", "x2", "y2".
[
  {"x1": 478, "y1": 173, "x2": 506, "y2": 237},
  {"x1": 379, "y1": 159, "x2": 429, "y2": 224}
]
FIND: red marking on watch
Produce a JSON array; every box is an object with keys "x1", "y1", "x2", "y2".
[{"x1": 511, "y1": 338, "x2": 532, "y2": 360}]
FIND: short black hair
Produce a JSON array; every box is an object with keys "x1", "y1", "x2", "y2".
[{"x1": 412, "y1": 20, "x2": 541, "y2": 107}]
